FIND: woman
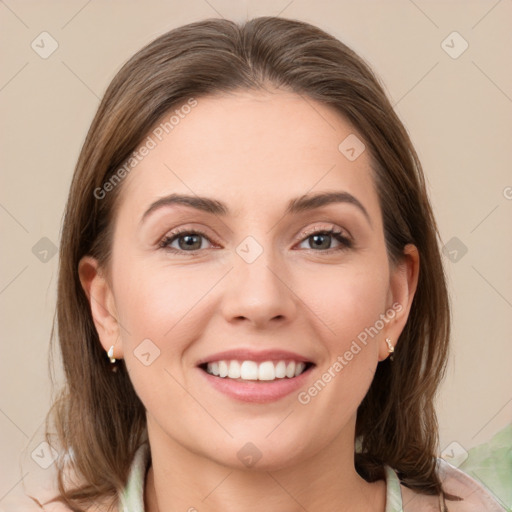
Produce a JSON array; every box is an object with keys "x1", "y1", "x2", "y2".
[{"x1": 4, "y1": 16, "x2": 507, "y2": 512}]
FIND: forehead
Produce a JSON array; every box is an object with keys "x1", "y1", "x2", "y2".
[{"x1": 115, "y1": 89, "x2": 380, "y2": 221}]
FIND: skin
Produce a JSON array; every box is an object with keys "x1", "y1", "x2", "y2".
[{"x1": 79, "y1": 88, "x2": 419, "y2": 512}]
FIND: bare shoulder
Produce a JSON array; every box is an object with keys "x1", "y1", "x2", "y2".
[
  {"x1": 0, "y1": 490, "x2": 116, "y2": 512},
  {"x1": 0, "y1": 455, "x2": 116, "y2": 512},
  {"x1": 0, "y1": 492, "x2": 71, "y2": 512},
  {"x1": 0, "y1": 465, "x2": 72, "y2": 512}
]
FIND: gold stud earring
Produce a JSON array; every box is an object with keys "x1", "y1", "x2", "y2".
[{"x1": 385, "y1": 338, "x2": 394, "y2": 361}]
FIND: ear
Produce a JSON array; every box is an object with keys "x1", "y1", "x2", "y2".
[
  {"x1": 78, "y1": 256, "x2": 123, "y2": 360},
  {"x1": 378, "y1": 244, "x2": 420, "y2": 361}
]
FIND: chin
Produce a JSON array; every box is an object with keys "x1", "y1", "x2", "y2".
[{"x1": 206, "y1": 436, "x2": 309, "y2": 472}]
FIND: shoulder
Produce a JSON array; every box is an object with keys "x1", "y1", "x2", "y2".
[
  {"x1": 397, "y1": 425, "x2": 511, "y2": 512},
  {"x1": 0, "y1": 451, "x2": 69, "y2": 512},
  {"x1": 0, "y1": 494, "x2": 70, "y2": 512},
  {"x1": 398, "y1": 458, "x2": 507, "y2": 512},
  {"x1": 0, "y1": 484, "x2": 114, "y2": 512},
  {"x1": 0, "y1": 452, "x2": 114, "y2": 512},
  {"x1": 438, "y1": 457, "x2": 506, "y2": 511},
  {"x1": 0, "y1": 474, "x2": 72, "y2": 512},
  {"x1": 1, "y1": 438, "x2": 151, "y2": 512}
]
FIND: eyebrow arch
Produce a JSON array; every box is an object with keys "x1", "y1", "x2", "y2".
[{"x1": 140, "y1": 191, "x2": 372, "y2": 227}]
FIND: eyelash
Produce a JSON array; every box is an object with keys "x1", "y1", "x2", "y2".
[{"x1": 158, "y1": 226, "x2": 353, "y2": 255}]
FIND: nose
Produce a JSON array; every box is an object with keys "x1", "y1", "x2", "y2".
[{"x1": 220, "y1": 242, "x2": 298, "y2": 329}]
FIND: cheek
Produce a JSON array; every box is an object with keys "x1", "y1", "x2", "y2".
[
  {"x1": 301, "y1": 260, "x2": 389, "y2": 385},
  {"x1": 304, "y1": 262, "x2": 389, "y2": 341},
  {"x1": 113, "y1": 255, "x2": 215, "y2": 340},
  {"x1": 110, "y1": 257, "x2": 224, "y2": 409},
  {"x1": 112, "y1": 261, "x2": 212, "y2": 413},
  {"x1": 297, "y1": 267, "x2": 388, "y2": 421}
]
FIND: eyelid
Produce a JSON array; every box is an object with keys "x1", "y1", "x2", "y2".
[{"x1": 297, "y1": 223, "x2": 352, "y2": 243}]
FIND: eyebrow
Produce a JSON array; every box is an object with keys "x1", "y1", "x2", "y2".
[{"x1": 140, "y1": 191, "x2": 372, "y2": 227}]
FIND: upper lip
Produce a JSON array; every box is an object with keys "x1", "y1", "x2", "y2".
[{"x1": 196, "y1": 348, "x2": 315, "y2": 366}]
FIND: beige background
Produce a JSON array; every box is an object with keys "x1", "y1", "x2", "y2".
[{"x1": 1, "y1": 0, "x2": 511, "y2": 500}]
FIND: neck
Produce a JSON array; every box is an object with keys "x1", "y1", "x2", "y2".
[{"x1": 143, "y1": 420, "x2": 386, "y2": 512}]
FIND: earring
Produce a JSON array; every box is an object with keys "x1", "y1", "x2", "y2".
[
  {"x1": 385, "y1": 338, "x2": 394, "y2": 361},
  {"x1": 107, "y1": 345, "x2": 119, "y2": 373},
  {"x1": 107, "y1": 345, "x2": 116, "y2": 363}
]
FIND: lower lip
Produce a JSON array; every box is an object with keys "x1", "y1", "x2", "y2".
[{"x1": 198, "y1": 365, "x2": 315, "y2": 403}]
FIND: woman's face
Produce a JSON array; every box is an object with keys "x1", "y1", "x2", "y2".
[{"x1": 81, "y1": 89, "x2": 417, "y2": 470}]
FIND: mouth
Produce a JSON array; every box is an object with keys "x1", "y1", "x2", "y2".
[{"x1": 198, "y1": 360, "x2": 316, "y2": 382}]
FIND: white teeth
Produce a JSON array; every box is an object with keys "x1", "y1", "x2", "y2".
[
  {"x1": 258, "y1": 361, "x2": 275, "y2": 381},
  {"x1": 218, "y1": 361, "x2": 228, "y2": 378},
  {"x1": 210, "y1": 361, "x2": 220, "y2": 376},
  {"x1": 240, "y1": 361, "x2": 258, "y2": 380},
  {"x1": 275, "y1": 361, "x2": 287, "y2": 378},
  {"x1": 205, "y1": 359, "x2": 310, "y2": 381},
  {"x1": 295, "y1": 362, "x2": 306, "y2": 377},
  {"x1": 227, "y1": 360, "x2": 241, "y2": 379}
]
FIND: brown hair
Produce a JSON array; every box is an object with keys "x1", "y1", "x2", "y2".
[{"x1": 43, "y1": 16, "x2": 451, "y2": 511}]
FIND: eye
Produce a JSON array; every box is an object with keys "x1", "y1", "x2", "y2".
[
  {"x1": 158, "y1": 226, "x2": 353, "y2": 255},
  {"x1": 159, "y1": 229, "x2": 214, "y2": 253},
  {"x1": 297, "y1": 228, "x2": 353, "y2": 252}
]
